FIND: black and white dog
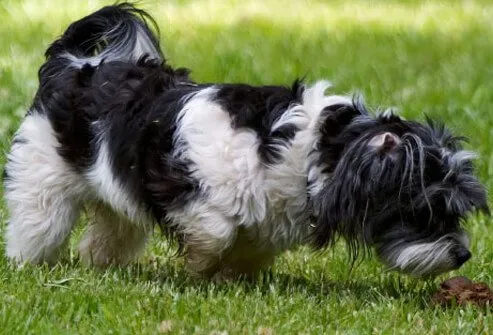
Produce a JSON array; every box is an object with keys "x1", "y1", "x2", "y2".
[{"x1": 3, "y1": 4, "x2": 488, "y2": 279}]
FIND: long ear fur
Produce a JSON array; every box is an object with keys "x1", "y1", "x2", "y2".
[{"x1": 310, "y1": 97, "x2": 374, "y2": 253}]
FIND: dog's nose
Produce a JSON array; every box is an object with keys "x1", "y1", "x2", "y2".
[{"x1": 455, "y1": 248, "x2": 472, "y2": 267}]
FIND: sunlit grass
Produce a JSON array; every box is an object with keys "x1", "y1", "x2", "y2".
[
  {"x1": 1, "y1": 0, "x2": 493, "y2": 333},
  {"x1": 3, "y1": 0, "x2": 493, "y2": 31}
]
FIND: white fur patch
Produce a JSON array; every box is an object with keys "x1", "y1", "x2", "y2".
[
  {"x1": 175, "y1": 87, "x2": 268, "y2": 224},
  {"x1": 4, "y1": 111, "x2": 84, "y2": 263},
  {"x1": 86, "y1": 139, "x2": 149, "y2": 225},
  {"x1": 382, "y1": 232, "x2": 469, "y2": 277}
]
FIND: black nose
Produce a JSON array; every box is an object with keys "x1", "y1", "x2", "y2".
[{"x1": 455, "y1": 248, "x2": 472, "y2": 267}]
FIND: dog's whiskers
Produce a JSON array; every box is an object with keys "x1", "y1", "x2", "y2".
[{"x1": 402, "y1": 134, "x2": 433, "y2": 224}]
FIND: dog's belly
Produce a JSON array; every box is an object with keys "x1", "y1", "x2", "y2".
[
  {"x1": 204, "y1": 205, "x2": 311, "y2": 279},
  {"x1": 219, "y1": 228, "x2": 280, "y2": 275}
]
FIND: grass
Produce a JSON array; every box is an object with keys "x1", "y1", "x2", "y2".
[{"x1": 1, "y1": 0, "x2": 493, "y2": 333}]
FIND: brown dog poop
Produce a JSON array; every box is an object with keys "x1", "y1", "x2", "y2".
[{"x1": 431, "y1": 276, "x2": 493, "y2": 308}]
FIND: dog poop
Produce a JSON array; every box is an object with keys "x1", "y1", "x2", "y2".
[{"x1": 431, "y1": 276, "x2": 493, "y2": 308}]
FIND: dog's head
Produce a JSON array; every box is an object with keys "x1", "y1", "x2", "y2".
[{"x1": 310, "y1": 100, "x2": 488, "y2": 277}]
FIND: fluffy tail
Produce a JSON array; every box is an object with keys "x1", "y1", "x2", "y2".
[{"x1": 41, "y1": 3, "x2": 163, "y2": 78}]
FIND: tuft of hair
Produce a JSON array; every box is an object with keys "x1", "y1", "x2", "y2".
[{"x1": 39, "y1": 3, "x2": 163, "y2": 82}]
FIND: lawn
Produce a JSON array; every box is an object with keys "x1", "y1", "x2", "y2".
[{"x1": 1, "y1": 0, "x2": 493, "y2": 333}]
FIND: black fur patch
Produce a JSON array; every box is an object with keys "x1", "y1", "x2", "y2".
[
  {"x1": 34, "y1": 63, "x2": 96, "y2": 170},
  {"x1": 214, "y1": 80, "x2": 304, "y2": 164}
]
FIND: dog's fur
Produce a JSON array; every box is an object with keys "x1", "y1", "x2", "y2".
[{"x1": 3, "y1": 4, "x2": 488, "y2": 278}]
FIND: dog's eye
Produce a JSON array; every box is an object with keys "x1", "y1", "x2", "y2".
[{"x1": 368, "y1": 132, "x2": 401, "y2": 153}]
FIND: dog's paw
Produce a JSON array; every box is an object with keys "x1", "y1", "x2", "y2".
[{"x1": 211, "y1": 268, "x2": 236, "y2": 284}]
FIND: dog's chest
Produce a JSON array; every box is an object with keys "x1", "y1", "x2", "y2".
[{"x1": 213, "y1": 163, "x2": 312, "y2": 251}]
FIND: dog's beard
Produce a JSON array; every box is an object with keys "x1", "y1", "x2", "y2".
[{"x1": 376, "y1": 230, "x2": 471, "y2": 277}]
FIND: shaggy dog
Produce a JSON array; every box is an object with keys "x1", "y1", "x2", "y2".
[{"x1": 3, "y1": 4, "x2": 488, "y2": 279}]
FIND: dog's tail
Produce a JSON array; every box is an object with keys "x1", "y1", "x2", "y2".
[{"x1": 40, "y1": 3, "x2": 163, "y2": 79}]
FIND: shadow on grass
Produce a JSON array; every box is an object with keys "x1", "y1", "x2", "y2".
[{"x1": 82, "y1": 255, "x2": 435, "y2": 309}]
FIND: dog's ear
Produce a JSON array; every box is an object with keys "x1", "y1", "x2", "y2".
[
  {"x1": 316, "y1": 98, "x2": 373, "y2": 174},
  {"x1": 311, "y1": 185, "x2": 341, "y2": 249},
  {"x1": 368, "y1": 132, "x2": 401, "y2": 154},
  {"x1": 311, "y1": 177, "x2": 365, "y2": 252},
  {"x1": 320, "y1": 102, "x2": 363, "y2": 137}
]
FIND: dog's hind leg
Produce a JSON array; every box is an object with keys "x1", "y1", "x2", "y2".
[
  {"x1": 4, "y1": 112, "x2": 83, "y2": 264},
  {"x1": 168, "y1": 205, "x2": 237, "y2": 277},
  {"x1": 78, "y1": 203, "x2": 149, "y2": 267}
]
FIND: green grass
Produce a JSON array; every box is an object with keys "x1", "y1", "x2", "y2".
[{"x1": 2, "y1": 0, "x2": 493, "y2": 333}]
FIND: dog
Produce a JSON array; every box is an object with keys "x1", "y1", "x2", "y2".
[{"x1": 3, "y1": 3, "x2": 488, "y2": 279}]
